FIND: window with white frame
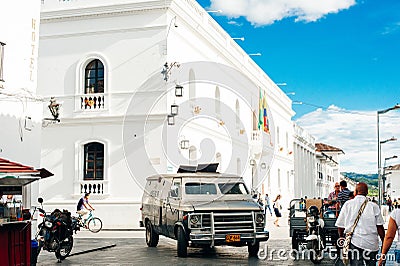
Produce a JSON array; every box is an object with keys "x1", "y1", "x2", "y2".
[
  {"x1": 85, "y1": 59, "x2": 104, "y2": 94},
  {"x1": 84, "y1": 142, "x2": 104, "y2": 180},
  {"x1": 0, "y1": 42, "x2": 5, "y2": 82}
]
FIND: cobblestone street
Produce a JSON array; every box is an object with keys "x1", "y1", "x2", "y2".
[{"x1": 35, "y1": 214, "x2": 347, "y2": 265}]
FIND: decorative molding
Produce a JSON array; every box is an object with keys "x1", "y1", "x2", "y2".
[
  {"x1": 41, "y1": 1, "x2": 170, "y2": 22},
  {"x1": 40, "y1": 25, "x2": 165, "y2": 40}
]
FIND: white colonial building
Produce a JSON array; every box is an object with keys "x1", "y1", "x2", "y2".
[
  {"x1": 315, "y1": 143, "x2": 344, "y2": 198},
  {"x1": 0, "y1": 0, "x2": 43, "y2": 208},
  {"x1": 387, "y1": 164, "x2": 400, "y2": 200},
  {"x1": 37, "y1": 0, "x2": 295, "y2": 228},
  {"x1": 293, "y1": 123, "x2": 316, "y2": 199}
]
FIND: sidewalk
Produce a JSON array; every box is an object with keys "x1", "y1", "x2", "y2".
[{"x1": 74, "y1": 228, "x2": 145, "y2": 239}]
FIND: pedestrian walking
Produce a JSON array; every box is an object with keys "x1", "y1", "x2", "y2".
[
  {"x1": 336, "y1": 182, "x2": 385, "y2": 265},
  {"x1": 379, "y1": 206, "x2": 400, "y2": 265},
  {"x1": 337, "y1": 180, "x2": 351, "y2": 206},
  {"x1": 387, "y1": 197, "x2": 393, "y2": 212},
  {"x1": 273, "y1": 194, "x2": 282, "y2": 227},
  {"x1": 264, "y1": 194, "x2": 272, "y2": 216}
]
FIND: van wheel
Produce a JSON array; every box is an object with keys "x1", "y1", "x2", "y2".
[
  {"x1": 248, "y1": 241, "x2": 260, "y2": 257},
  {"x1": 177, "y1": 226, "x2": 188, "y2": 257},
  {"x1": 145, "y1": 221, "x2": 159, "y2": 247}
]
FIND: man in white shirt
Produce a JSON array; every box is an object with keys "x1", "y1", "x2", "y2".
[{"x1": 335, "y1": 182, "x2": 385, "y2": 265}]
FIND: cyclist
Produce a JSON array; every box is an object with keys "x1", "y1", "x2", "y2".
[{"x1": 76, "y1": 193, "x2": 95, "y2": 217}]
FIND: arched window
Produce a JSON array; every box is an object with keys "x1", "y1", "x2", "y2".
[
  {"x1": 85, "y1": 59, "x2": 104, "y2": 94},
  {"x1": 84, "y1": 142, "x2": 104, "y2": 180}
]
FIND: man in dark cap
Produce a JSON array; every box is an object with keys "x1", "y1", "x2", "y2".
[{"x1": 337, "y1": 180, "x2": 351, "y2": 206}]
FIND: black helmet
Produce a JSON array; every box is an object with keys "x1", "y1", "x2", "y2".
[{"x1": 308, "y1": 205, "x2": 319, "y2": 216}]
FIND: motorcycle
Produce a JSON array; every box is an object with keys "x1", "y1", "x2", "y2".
[
  {"x1": 305, "y1": 205, "x2": 325, "y2": 263},
  {"x1": 34, "y1": 198, "x2": 76, "y2": 262}
]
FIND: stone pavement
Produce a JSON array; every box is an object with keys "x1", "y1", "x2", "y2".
[{"x1": 36, "y1": 213, "x2": 398, "y2": 265}]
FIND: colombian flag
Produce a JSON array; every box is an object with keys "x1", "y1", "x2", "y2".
[{"x1": 258, "y1": 89, "x2": 270, "y2": 134}]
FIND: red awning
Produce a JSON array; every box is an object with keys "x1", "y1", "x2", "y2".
[
  {"x1": 0, "y1": 158, "x2": 53, "y2": 187},
  {"x1": 0, "y1": 158, "x2": 39, "y2": 174}
]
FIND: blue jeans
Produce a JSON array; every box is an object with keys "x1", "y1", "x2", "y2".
[
  {"x1": 265, "y1": 205, "x2": 272, "y2": 215},
  {"x1": 349, "y1": 243, "x2": 378, "y2": 266}
]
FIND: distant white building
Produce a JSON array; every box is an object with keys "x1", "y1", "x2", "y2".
[
  {"x1": 37, "y1": 0, "x2": 294, "y2": 228},
  {"x1": 0, "y1": 0, "x2": 43, "y2": 207},
  {"x1": 315, "y1": 143, "x2": 344, "y2": 198},
  {"x1": 293, "y1": 123, "x2": 316, "y2": 198},
  {"x1": 386, "y1": 164, "x2": 400, "y2": 200}
]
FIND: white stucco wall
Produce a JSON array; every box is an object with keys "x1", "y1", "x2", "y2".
[
  {"x1": 0, "y1": 0, "x2": 42, "y2": 167},
  {"x1": 38, "y1": 0, "x2": 295, "y2": 228},
  {"x1": 0, "y1": 0, "x2": 43, "y2": 212}
]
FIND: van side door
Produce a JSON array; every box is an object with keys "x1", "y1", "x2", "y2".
[{"x1": 165, "y1": 178, "x2": 182, "y2": 238}]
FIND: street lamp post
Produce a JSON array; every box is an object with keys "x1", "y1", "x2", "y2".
[{"x1": 377, "y1": 104, "x2": 400, "y2": 206}]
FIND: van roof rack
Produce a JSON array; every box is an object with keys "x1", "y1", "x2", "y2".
[
  {"x1": 177, "y1": 165, "x2": 197, "y2": 173},
  {"x1": 177, "y1": 163, "x2": 219, "y2": 173}
]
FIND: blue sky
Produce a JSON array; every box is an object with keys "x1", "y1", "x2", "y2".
[
  {"x1": 196, "y1": 0, "x2": 400, "y2": 173},
  {"x1": 197, "y1": 0, "x2": 400, "y2": 117}
]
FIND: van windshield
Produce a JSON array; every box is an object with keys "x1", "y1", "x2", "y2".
[
  {"x1": 185, "y1": 183, "x2": 217, "y2": 195},
  {"x1": 218, "y1": 183, "x2": 248, "y2": 195}
]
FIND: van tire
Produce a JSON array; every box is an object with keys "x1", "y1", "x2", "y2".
[
  {"x1": 248, "y1": 241, "x2": 260, "y2": 257},
  {"x1": 146, "y1": 221, "x2": 159, "y2": 247},
  {"x1": 177, "y1": 226, "x2": 188, "y2": 257}
]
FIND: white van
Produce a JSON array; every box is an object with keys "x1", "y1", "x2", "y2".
[{"x1": 140, "y1": 164, "x2": 269, "y2": 257}]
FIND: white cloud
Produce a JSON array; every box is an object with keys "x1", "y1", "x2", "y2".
[
  {"x1": 295, "y1": 106, "x2": 400, "y2": 174},
  {"x1": 210, "y1": 0, "x2": 356, "y2": 26},
  {"x1": 227, "y1": 20, "x2": 243, "y2": 27}
]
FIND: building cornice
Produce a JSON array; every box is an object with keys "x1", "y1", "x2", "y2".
[{"x1": 41, "y1": 0, "x2": 170, "y2": 22}]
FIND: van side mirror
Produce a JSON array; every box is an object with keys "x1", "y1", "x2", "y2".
[{"x1": 169, "y1": 189, "x2": 178, "y2": 198}]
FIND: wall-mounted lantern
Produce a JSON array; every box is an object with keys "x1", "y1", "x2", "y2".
[
  {"x1": 180, "y1": 139, "x2": 189, "y2": 149},
  {"x1": 171, "y1": 104, "x2": 179, "y2": 116},
  {"x1": 167, "y1": 115, "x2": 175, "y2": 126},
  {"x1": 47, "y1": 97, "x2": 60, "y2": 122},
  {"x1": 175, "y1": 84, "x2": 183, "y2": 97}
]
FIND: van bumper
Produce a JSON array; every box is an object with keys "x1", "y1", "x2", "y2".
[{"x1": 189, "y1": 230, "x2": 269, "y2": 246}]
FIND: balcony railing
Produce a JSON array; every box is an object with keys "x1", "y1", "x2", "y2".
[
  {"x1": 251, "y1": 130, "x2": 261, "y2": 141},
  {"x1": 79, "y1": 180, "x2": 107, "y2": 195},
  {"x1": 250, "y1": 130, "x2": 262, "y2": 155},
  {"x1": 78, "y1": 93, "x2": 106, "y2": 110}
]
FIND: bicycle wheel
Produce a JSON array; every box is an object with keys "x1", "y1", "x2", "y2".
[{"x1": 87, "y1": 217, "x2": 103, "y2": 233}]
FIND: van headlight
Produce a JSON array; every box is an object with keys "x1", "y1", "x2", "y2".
[
  {"x1": 190, "y1": 215, "x2": 201, "y2": 227},
  {"x1": 256, "y1": 213, "x2": 264, "y2": 224}
]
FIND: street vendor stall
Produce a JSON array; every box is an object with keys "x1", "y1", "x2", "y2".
[{"x1": 0, "y1": 158, "x2": 52, "y2": 265}]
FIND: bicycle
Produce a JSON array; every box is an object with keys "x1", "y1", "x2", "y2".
[{"x1": 74, "y1": 210, "x2": 103, "y2": 233}]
